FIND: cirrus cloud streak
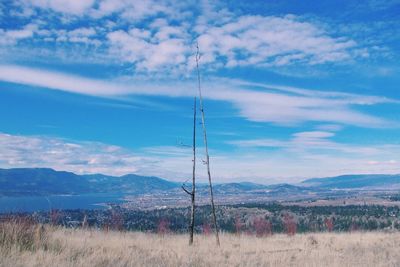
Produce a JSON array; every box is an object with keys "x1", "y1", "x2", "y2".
[
  {"x1": 0, "y1": 64, "x2": 397, "y2": 127},
  {"x1": 0, "y1": 65, "x2": 397, "y2": 128}
]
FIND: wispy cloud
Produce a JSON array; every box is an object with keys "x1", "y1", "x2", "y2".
[
  {"x1": 227, "y1": 131, "x2": 337, "y2": 150},
  {"x1": 228, "y1": 130, "x2": 395, "y2": 157},
  {"x1": 0, "y1": 64, "x2": 397, "y2": 127}
]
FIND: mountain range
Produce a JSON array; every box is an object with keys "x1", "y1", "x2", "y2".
[
  {"x1": 0, "y1": 168, "x2": 177, "y2": 196},
  {"x1": 301, "y1": 174, "x2": 400, "y2": 189},
  {"x1": 1, "y1": 168, "x2": 400, "y2": 196}
]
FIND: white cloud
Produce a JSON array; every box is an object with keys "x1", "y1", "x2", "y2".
[
  {"x1": 220, "y1": 89, "x2": 388, "y2": 127},
  {"x1": 0, "y1": 132, "x2": 198, "y2": 181},
  {"x1": 68, "y1": 27, "x2": 96, "y2": 37},
  {"x1": 91, "y1": 0, "x2": 174, "y2": 20},
  {"x1": 228, "y1": 130, "x2": 390, "y2": 157},
  {"x1": 0, "y1": 23, "x2": 37, "y2": 45},
  {"x1": 315, "y1": 124, "x2": 344, "y2": 132},
  {"x1": 228, "y1": 131, "x2": 337, "y2": 150},
  {"x1": 107, "y1": 24, "x2": 191, "y2": 72},
  {"x1": 0, "y1": 132, "x2": 142, "y2": 176},
  {"x1": 24, "y1": 0, "x2": 95, "y2": 15},
  {"x1": 2, "y1": 132, "x2": 400, "y2": 184},
  {"x1": 20, "y1": 0, "x2": 177, "y2": 21},
  {"x1": 230, "y1": 131, "x2": 338, "y2": 150},
  {"x1": 231, "y1": 79, "x2": 396, "y2": 105},
  {"x1": 61, "y1": 27, "x2": 100, "y2": 45},
  {"x1": 224, "y1": 131, "x2": 400, "y2": 182},
  {"x1": 197, "y1": 15, "x2": 357, "y2": 67},
  {"x1": 4, "y1": 1, "x2": 365, "y2": 72},
  {"x1": 0, "y1": 65, "x2": 129, "y2": 96},
  {"x1": 293, "y1": 131, "x2": 335, "y2": 139},
  {"x1": 226, "y1": 139, "x2": 288, "y2": 148},
  {"x1": 0, "y1": 65, "x2": 396, "y2": 127},
  {"x1": 108, "y1": 13, "x2": 360, "y2": 70}
]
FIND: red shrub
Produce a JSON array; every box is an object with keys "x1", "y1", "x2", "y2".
[
  {"x1": 253, "y1": 217, "x2": 272, "y2": 237},
  {"x1": 157, "y1": 218, "x2": 170, "y2": 235},
  {"x1": 283, "y1": 213, "x2": 297, "y2": 236},
  {"x1": 324, "y1": 218, "x2": 334, "y2": 232},
  {"x1": 202, "y1": 222, "x2": 211, "y2": 235},
  {"x1": 235, "y1": 217, "x2": 244, "y2": 235}
]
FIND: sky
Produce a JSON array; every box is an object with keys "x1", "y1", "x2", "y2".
[{"x1": 0, "y1": 0, "x2": 400, "y2": 184}]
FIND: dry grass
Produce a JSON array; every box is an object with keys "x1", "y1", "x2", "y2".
[
  {"x1": 1, "y1": 223, "x2": 399, "y2": 267},
  {"x1": 0, "y1": 219, "x2": 47, "y2": 253}
]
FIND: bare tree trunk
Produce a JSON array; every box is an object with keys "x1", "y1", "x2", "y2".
[
  {"x1": 195, "y1": 43, "x2": 220, "y2": 246},
  {"x1": 189, "y1": 96, "x2": 196, "y2": 245}
]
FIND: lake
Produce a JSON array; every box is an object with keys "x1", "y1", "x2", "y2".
[{"x1": 0, "y1": 193, "x2": 126, "y2": 213}]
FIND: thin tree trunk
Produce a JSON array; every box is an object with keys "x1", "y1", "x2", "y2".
[
  {"x1": 195, "y1": 43, "x2": 220, "y2": 246},
  {"x1": 189, "y1": 96, "x2": 196, "y2": 245}
]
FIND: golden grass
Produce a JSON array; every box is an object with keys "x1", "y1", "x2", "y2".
[
  {"x1": 1, "y1": 223, "x2": 399, "y2": 267},
  {"x1": 0, "y1": 220, "x2": 47, "y2": 252}
]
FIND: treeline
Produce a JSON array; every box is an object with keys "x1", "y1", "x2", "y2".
[{"x1": 2, "y1": 203, "x2": 400, "y2": 235}]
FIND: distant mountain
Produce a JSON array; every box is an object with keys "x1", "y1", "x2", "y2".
[
  {"x1": 0, "y1": 168, "x2": 271, "y2": 197},
  {"x1": 212, "y1": 182, "x2": 268, "y2": 194},
  {"x1": 265, "y1": 183, "x2": 318, "y2": 195},
  {"x1": 3, "y1": 168, "x2": 400, "y2": 197},
  {"x1": 301, "y1": 174, "x2": 400, "y2": 189},
  {"x1": 82, "y1": 173, "x2": 178, "y2": 194},
  {"x1": 0, "y1": 168, "x2": 178, "y2": 196},
  {"x1": 0, "y1": 168, "x2": 90, "y2": 195}
]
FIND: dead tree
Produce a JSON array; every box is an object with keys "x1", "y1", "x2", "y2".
[
  {"x1": 195, "y1": 43, "x2": 220, "y2": 246},
  {"x1": 82, "y1": 214, "x2": 88, "y2": 229},
  {"x1": 182, "y1": 96, "x2": 197, "y2": 245}
]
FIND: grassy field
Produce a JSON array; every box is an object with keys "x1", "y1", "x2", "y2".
[{"x1": 1, "y1": 222, "x2": 400, "y2": 267}]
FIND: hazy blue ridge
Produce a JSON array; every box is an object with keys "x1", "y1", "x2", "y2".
[{"x1": 301, "y1": 174, "x2": 400, "y2": 189}]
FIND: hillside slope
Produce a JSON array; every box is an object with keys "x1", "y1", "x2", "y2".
[
  {"x1": 0, "y1": 168, "x2": 178, "y2": 196},
  {"x1": 1, "y1": 223, "x2": 399, "y2": 267},
  {"x1": 3, "y1": 168, "x2": 400, "y2": 197},
  {"x1": 0, "y1": 168, "x2": 268, "y2": 196},
  {"x1": 302, "y1": 174, "x2": 400, "y2": 189}
]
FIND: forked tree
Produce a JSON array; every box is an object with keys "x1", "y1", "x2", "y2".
[
  {"x1": 182, "y1": 43, "x2": 220, "y2": 246},
  {"x1": 195, "y1": 43, "x2": 220, "y2": 246},
  {"x1": 182, "y1": 96, "x2": 197, "y2": 245}
]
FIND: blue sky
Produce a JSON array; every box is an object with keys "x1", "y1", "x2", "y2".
[{"x1": 0, "y1": 0, "x2": 399, "y2": 183}]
